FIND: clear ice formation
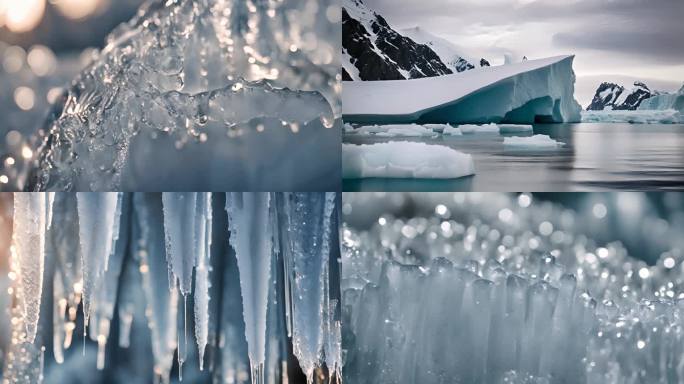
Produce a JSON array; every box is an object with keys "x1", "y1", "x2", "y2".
[
  {"x1": 12, "y1": 193, "x2": 49, "y2": 343},
  {"x1": 28, "y1": 0, "x2": 340, "y2": 191},
  {"x1": 3, "y1": 192, "x2": 340, "y2": 384},
  {"x1": 342, "y1": 193, "x2": 684, "y2": 384}
]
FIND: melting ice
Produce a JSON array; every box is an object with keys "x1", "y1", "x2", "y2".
[
  {"x1": 342, "y1": 193, "x2": 684, "y2": 384},
  {"x1": 1, "y1": 192, "x2": 341, "y2": 384},
  {"x1": 27, "y1": 0, "x2": 341, "y2": 191}
]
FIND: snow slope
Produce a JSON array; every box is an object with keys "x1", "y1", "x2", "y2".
[
  {"x1": 343, "y1": 55, "x2": 582, "y2": 124},
  {"x1": 343, "y1": 142, "x2": 475, "y2": 179},
  {"x1": 401, "y1": 27, "x2": 478, "y2": 73}
]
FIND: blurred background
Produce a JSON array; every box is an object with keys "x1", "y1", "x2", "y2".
[
  {"x1": 342, "y1": 192, "x2": 684, "y2": 266},
  {"x1": 0, "y1": 0, "x2": 144, "y2": 191}
]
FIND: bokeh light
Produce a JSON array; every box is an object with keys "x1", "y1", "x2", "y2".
[
  {"x1": 50, "y1": 0, "x2": 104, "y2": 20},
  {"x1": 0, "y1": 0, "x2": 46, "y2": 33}
]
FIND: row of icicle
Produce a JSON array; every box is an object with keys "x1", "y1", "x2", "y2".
[{"x1": 8, "y1": 192, "x2": 341, "y2": 384}]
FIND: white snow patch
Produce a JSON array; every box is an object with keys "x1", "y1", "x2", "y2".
[
  {"x1": 343, "y1": 142, "x2": 475, "y2": 179},
  {"x1": 503, "y1": 134, "x2": 565, "y2": 149}
]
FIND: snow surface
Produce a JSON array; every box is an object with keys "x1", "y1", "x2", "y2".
[
  {"x1": 581, "y1": 109, "x2": 683, "y2": 124},
  {"x1": 503, "y1": 134, "x2": 565, "y2": 149},
  {"x1": 343, "y1": 55, "x2": 582, "y2": 124},
  {"x1": 343, "y1": 142, "x2": 475, "y2": 179}
]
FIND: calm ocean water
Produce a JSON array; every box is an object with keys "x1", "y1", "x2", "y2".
[{"x1": 343, "y1": 123, "x2": 684, "y2": 191}]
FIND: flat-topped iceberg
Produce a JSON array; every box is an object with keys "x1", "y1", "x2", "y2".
[
  {"x1": 458, "y1": 124, "x2": 500, "y2": 134},
  {"x1": 503, "y1": 134, "x2": 565, "y2": 149},
  {"x1": 343, "y1": 55, "x2": 582, "y2": 125},
  {"x1": 343, "y1": 142, "x2": 475, "y2": 179}
]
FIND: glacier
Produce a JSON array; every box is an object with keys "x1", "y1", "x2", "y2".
[
  {"x1": 581, "y1": 109, "x2": 683, "y2": 124},
  {"x1": 342, "y1": 55, "x2": 582, "y2": 125},
  {"x1": 24, "y1": 0, "x2": 340, "y2": 191},
  {"x1": 342, "y1": 193, "x2": 684, "y2": 384},
  {"x1": 343, "y1": 142, "x2": 476, "y2": 179},
  {"x1": 0, "y1": 192, "x2": 341, "y2": 384},
  {"x1": 638, "y1": 85, "x2": 684, "y2": 113}
]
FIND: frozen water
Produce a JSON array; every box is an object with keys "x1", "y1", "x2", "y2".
[
  {"x1": 3, "y1": 192, "x2": 341, "y2": 384},
  {"x1": 349, "y1": 124, "x2": 436, "y2": 137},
  {"x1": 28, "y1": 0, "x2": 340, "y2": 191},
  {"x1": 12, "y1": 193, "x2": 48, "y2": 343},
  {"x1": 342, "y1": 193, "x2": 684, "y2": 384},
  {"x1": 458, "y1": 123, "x2": 500, "y2": 134},
  {"x1": 76, "y1": 192, "x2": 121, "y2": 324},
  {"x1": 281, "y1": 193, "x2": 339, "y2": 380},
  {"x1": 225, "y1": 193, "x2": 273, "y2": 383},
  {"x1": 581, "y1": 109, "x2": 683, "y2": 124},
  {"x1": 638, "y1": 85, "x2": 684, "y2": 113},
  {"x1": 343, "y1": 55, "x2": 582, "y2": 124},
  {"x1": 498, "y1": 124, "x2": 533, "y2": 133},
  {"x1": 343, "y1": 142, "x2": 476, "y2": 179},
  {"x1": 503, "y1": 134, "x2": 565, "y2": 149}
]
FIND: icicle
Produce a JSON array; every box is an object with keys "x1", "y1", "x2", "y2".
[
  {"x1": 12, "y1": 192, "x2": 48, "y2": 343},
  {"x1": 52, "y1": 271, "x2": 66, "y2": 364},
  {"x1": 161, "y1": 192, "x2": 199, "y2": 295},
  {"x1": 225, "y1": 192, "x2": 273, "y2": 384},
  {"x1": 282, "y1": 192, "x2": 336, "y2": 381},
  {"x1": 46, "y1": 192, "x2": 55, "y2": 230},
  {"x1": 194, "y1": 192, "x2": 213, "y2": 370},
  {"x1": 133, "y1": 193, "x2": 179, "y2": 384},
  {"x1": 89, "y1": 194, "x2": 130, "y2": 369},
  {"x1": 76, "y1": 192, "x2": 121, "y2": 325}
]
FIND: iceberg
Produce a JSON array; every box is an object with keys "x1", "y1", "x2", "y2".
[
  {"x1": 638, "y1": 85, "x2": 684, "y2": 113},
  {"x1": 27, "y1": 0, "x2": 340, "y2": 191},
  {"x1": 503, "y1": 134, "x2": 565, "y2": 149},
  {"x1": 581, "y1": 109, "x2": 682, "y2": 124},
  {"x1": 343, "y1": 55, "x2": 582, "y2": 125},
  {"x1": 343, "y1": 142, "x2": 475, "y2": 179}
]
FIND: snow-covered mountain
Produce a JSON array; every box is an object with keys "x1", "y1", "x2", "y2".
[
  {"x1": 400, "y1": 26, "x2": 488, "y2": 74},
  {"x1": 342, "y1": 0, "x2": 452, "y2": 81},
  {"x1": 586, "y1": 81, "x2": 654, "y2": 111}
]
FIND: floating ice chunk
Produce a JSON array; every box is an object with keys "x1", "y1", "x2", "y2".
[
  {"x1": 225, "y1": 193, "x2": 273, "y2": 383},
  {"x1": 498, "y1": 124, "x2": 533, "y2": 133},
  {"x1": 444, "y1": 126, "x2": 463, "y2": 135},
  {"x1": 503, "y1": 134, "x2": 565, "y2": 149},
  {"x1": 343, "y1": 142, "x2": 475, "y2": 179},
  {"x1": 350, "y1": 124, "x2": 436, "y2": 137},
  {"x1": 459, "y1": 123, "x2": 500, "y2": 134},
  {"x1": 12, "y1": 193, "x2": 48, "y2": 343},
  {"x1": 581, "y1": 109, "x2": 682, "y2": 124}
]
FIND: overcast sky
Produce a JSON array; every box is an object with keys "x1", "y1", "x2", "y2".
[{"x1": 364, "y1": 0, "x2": 684, "y2": 106}]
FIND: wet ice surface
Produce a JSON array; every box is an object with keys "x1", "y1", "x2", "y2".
[
  {"x1": 26, "y1": 0, "x2": 341, "y2": 191},
  {"x1": 342, "y1": 193, "x2": 684, "y2": 384},
  {"x1": 2, "y1": 192, "x2": 341, "y2": 384},
  {"x1": 344, "y1": 123, "x2": 684, "y2": 191}
]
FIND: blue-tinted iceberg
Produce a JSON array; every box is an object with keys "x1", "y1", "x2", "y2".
[{"x1": 343, "y1": 56, "x2": 582, "y2": 124}]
